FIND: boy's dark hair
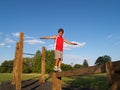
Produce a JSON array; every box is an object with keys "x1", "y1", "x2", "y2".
[{"x1": 58, "y1": 28, "x2": 64, "y2": 34}]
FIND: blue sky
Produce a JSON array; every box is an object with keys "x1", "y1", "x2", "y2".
[{"x1": 0, "y1": 0, "x2": 120, "y2": 66}]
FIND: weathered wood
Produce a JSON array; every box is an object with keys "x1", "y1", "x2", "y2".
[
  {"x1": 16, "y1": 32, "x2": 24, "y2": 90},
  {"x1": 11, "y1": 42, "x2": 19, "y2": 85},
  {"x1": 106, "y1": 61, "x2": 120, "y2": 90},
  {"x1": 52, "y1": 73, "x2": 62, "y2": 90},
  {"x1": 39, "y1": 46, "x2": 46, "y2": 83},
  {"x1": 56, "y1": 64, "x2": 104, "y2": 77}
]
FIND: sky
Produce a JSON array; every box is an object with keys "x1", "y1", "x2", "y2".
[{"x1": 0, "y1": 0, "x2": 120, "y2": 66}]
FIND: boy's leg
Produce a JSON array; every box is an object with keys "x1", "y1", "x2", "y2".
[
  {"x1": 54, "y1": 59, "x2": 59, "y2": 71},
  {"x1": 58, "y1": 59, "x2": 62, "y2": 72},
  {"x1": 58, "y1": 59, "x2": 61, "y2": 68}
]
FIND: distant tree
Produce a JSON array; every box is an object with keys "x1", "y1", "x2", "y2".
[
  {"x1": 62, "y1": 63, "x2": 73, "y2": 71},
  {"x1": 0, "y1": 60, "x2": 13, "y2": 73},
  {"x1": 95, "y1": 55, "x2": 111, "y2": 65},
  {"x1": 83, "y1": 59, "x2": 89, "y2": 67},
  {"x1": 73, "y1": 64, "x2": 83, "y2": 69},
  {"x1": 23, "y1": 57, "x2": 33, "y2": 73},
  {"x1": 45, "y1": 50, "x2": 55, "y2": 73},
  {"x1": 32, "y1": 50, "x2": 42, "y2": 73}
]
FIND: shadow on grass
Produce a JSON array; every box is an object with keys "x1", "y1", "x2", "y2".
[{"x1": 63, "y1": 74, "x2": 108, "y2": 90}]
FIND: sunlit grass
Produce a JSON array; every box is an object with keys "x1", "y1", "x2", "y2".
[
  {"x1": 62, "y1": 73, "x2": 108, "y2": 90},
  {"x1": 0, "y1": 73, "x2": 47, "y2": 85},
  {"x1": 0, "y1": 73, "x2": 108, "y2": 90}
]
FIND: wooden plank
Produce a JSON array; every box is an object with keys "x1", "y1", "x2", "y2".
[
  {"x1": 106, "y1": 62, "x2": 120, "y2": 90},
  {"x1": 16, "y1": 32, "x2": 24, "y2": 90},
  {"x1": 39, "y1": 46, "x2": 46, "y2": 83},
  {"x1": 112, "y1": 61, "x2": 120, "y2": 71},
  {"x1": 52, "y1": 73, "x2": 61, "y2": 90},
  {"x1": 11, "y1": 42, "x2": 19, "y2": 85},
  {"x1": 56, "y1": 64, "x2": 104, "y2": 77}
]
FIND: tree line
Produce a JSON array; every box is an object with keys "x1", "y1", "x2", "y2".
[{"x1": 0, "y1": 49, "x2": 111, "y2": 73}]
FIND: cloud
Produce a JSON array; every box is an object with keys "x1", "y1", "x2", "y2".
[
  {"x1": 12, "y1": 32, "x2": 20, "y2": 37},
  {"x1": 25, "y1": 39, "x2": 45, "y2": 45},
  {"x1": 25, "y1": 34, "x2": 34, "y2": 39},
  {"x1": 12, "y1": 32, "x2": 34, "y2": 39},
  {"x1": 0, "y1": 43, "x2": 5, "y2": 47},
  {"x1": 7, "y1": 45, "x2": 11, "y2": 48},
  {"x1": 5, "y1": 37, "x2": 15, "y2": 43}
]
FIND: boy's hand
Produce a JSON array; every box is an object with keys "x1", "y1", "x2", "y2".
[{"x1": 40, "y1": 37, "x2": 46, "y2": 39}]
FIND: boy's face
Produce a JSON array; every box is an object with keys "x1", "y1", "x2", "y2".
[{"x1": 58, "y1": 31, "x2": 63, "y2": 37}]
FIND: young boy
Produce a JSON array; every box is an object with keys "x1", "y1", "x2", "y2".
[{"x1": 40, "y1": 28, "x2": 77, "y2": 72}]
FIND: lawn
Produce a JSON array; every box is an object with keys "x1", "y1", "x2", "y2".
[
  {"x1": 0, "y1": 73, "x2": 41, "y2": 85},
  {"x1": 0, "y1": 73, "x2": 108, "y2": 90},
  {"x1": 62, "y1": 73, "x2": 108, "y2": 90}
]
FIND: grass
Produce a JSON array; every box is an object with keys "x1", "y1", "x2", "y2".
[
  {"x1": 0, "y1": 73, "x2": 108, "y2": 90},
  {"x1": 0, "y1": 73, "x2": 41, "y2": 85},
  {"x1": 62, "y1": 73, "x2": 108, "y2": 90}
]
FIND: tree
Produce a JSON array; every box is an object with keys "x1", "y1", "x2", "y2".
[
  {"x1": 32, "y1": 50, "x2": 42, "y2": 73},
  {"x1": 95, "y1": 55, "x2": 111, "y2": 65},
  {"x1": 62, "y1": 63, "x2": 73, "y2": 71},
  {"x1": 0, "y1": 60, "x2": 13, "y2": 73},
  {"x1": 45, "y1": 50, "x2": 55, "y2": 73},
  {"x1": 23, "y1": 57, "x2": 33, "y2": 73},
  {"x1": 83, "y1": 59, "x2": 89, "y2": 67},
  {"x1": 73, "y1": 64, "x2": 83, "y2": 69}
]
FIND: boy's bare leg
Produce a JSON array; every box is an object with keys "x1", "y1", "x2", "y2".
[
  {"x1": 58, "y1": 60, "x2": 61, "y2": 68},
  {"x1": 55, "y1": 59, "x2": 59, "y2": 66},
  {"x1": 58, "y1": 59, "x2": 62, "y2": 72},
  {"x1": 54, "y1": 59, "x2": 59, "y2": 71}
]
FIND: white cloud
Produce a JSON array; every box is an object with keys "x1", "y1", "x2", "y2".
[
  {"x1": 5, "y1": 37, "x2": 15, "y2": 43},
  {"x1": 25, "y1": 34, "x2": 34, "y2": 39},
  {"x1": 0, "y1": 43, "x2": 5, "y2": 47},
  {"x1": 63, "y1": 54, "x2": 93, "y2": 66},
  {"x1": 12, "y1": 32, "x2": 20, "y2": 37},
  {"x1": 25, "y1": 39, "x2": 45, "y2": 45},
  {"x1": 7, "y1": 45, "x2": 11, "y2": 48}
]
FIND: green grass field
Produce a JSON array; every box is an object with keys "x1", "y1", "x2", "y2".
[{"x1": 0, "y1": 73, "x2": 108, "y2": 90}]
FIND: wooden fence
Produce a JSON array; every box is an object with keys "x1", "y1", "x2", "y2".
[
  {"x1": 10, "y1": 32, "x2": 120, "y2": 90},
  {"x1": 50, "y1": 61, "x2": 120, "y2": 90}
]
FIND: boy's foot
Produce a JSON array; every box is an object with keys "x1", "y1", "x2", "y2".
[
  {"x1": 53, "y1": 66, "x2": 58, "y2": 71},
  {"x1": 58, "y1": 68, "x2": 62, "y2": 72}
]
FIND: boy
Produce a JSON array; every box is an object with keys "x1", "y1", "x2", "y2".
[{"x1": 40, "y1": 28, "x2": 77, "y2": 72}]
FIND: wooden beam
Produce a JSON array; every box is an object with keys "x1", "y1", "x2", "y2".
[
  {"x1": 52, "y1": 73, "x2": 62, "y2": 90},
  {"x1": 39, "y1": 46, "x2": 46, "y2": 83},
  {"x1": 106, "y1": 62, "x2": 120, "y2": 90},
  {"x1": 11, "y1": 42, "x2": 19, "y2": 85},
  {"x1": 16, "y1": 32, "x2": 24, "y2": 90},
  {"x1": 56, "y1": 64, "x2": 104, "y2": 77}
]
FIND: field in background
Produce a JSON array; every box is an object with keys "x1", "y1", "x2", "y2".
[{"x1": 0, "y1": 73, "x2": 108, "y2": 90}]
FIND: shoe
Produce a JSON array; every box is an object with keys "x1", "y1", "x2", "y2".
[
  {"x1": 54, "y1": 66, "x2": 58, "y2": 71},
  {"x1": 58, "y1": 68, "x2": 62, "y2": 72}
]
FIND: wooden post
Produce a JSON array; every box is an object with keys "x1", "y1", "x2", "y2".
[
  {"x1": 106, "y1": 62, "x2": 120, "y2": 90},
  {"x1": 52, "y1": 73, "x2": 62, "y2": 90},
  {"x1": 16, "y1": 32, "x2": 24, "y2": 90},
  {"x1": 39, "y1": 46, "x2": 46, "y2": 83},
  {"x1": 11, "y1": 42, "x2": 19, "y2": 85}
]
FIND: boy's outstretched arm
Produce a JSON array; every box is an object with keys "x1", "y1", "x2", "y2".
[
  {"x1": 40, "y1": 36, "x2": 56, "y2": 39},
  {"x1": 64, "y1": 39, "x2": 78, "y2": 45}
]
